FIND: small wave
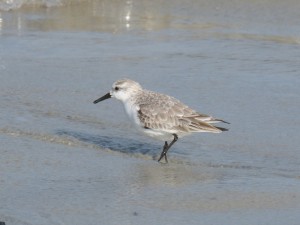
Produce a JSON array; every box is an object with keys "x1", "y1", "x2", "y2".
[
  {"x1": 214, "y1": 32, "x2": 300, "y2": 45},
  {"x1": 56, "y1": 129, "x2": 161, "y2": 159},
  {"x1": 0, "y1": 127, "x2": 194, "y2": 164},
  {"x1": 0, "y1": 127, "x2": 160, "y2": 161},
  {"x1": 0, "y1": 127, "x2": 86, "y2": 147},
  {"x1": 0, "y1": 127, "x2": 263, "y2": 167}
]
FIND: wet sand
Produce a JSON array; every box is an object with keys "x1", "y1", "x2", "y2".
[{"x1": 1, "y1": 0, "x2": 300, "y2": 224}]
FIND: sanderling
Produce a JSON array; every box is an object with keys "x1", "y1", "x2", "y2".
[{"x1": 94, "y1": 79, "x2": 229, "y2": 163}]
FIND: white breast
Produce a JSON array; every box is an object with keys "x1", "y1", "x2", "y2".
[{"x1": 123, "y1": 100, "x2": 141, "y2": 127}]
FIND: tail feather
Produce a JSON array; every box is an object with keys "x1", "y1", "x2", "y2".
[
  {"x1": 180, "y1": 115, "x2": 230, "y2": 133},
  {"x1": 192, "y1": 114, "x2": 230, "y2": 125},
  {"x1": 215, "y1": 119, "x2": 230, "y2": 124},
  {"x1": 215, "y1": 126, "x2": 229, "y2": 132}
]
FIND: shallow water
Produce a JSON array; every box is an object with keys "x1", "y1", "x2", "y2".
[{"x1": 1, "y1": 0, "x2": 300, "y2": 224}]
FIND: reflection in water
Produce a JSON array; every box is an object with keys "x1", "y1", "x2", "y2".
[
  {"x1": 0, "y1": 10, "x2": 24, "y2": 34},
  {"x1": 135, "y1": 162, "x2": 223, "y2": 187},
  {"x1": 1, "y1": 0, "x2": 299, "y2": 45},
  {"x1": 0, "y1": 12, "x2": 2, "y2": 33},
  {"x1": 0, "y1": 0, "x2": 174, "y2": 33},
  {"x1": 124, "y1": 0, "x2": 132, "y2": 30}
]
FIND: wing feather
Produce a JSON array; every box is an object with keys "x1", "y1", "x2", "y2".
[{"x1": 136, "y1": 91, "x2": 228, "y2": 133}]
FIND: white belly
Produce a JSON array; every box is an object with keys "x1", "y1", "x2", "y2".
[{"x1": 142, "y1": 128, "x2": 175, "y2": 141}]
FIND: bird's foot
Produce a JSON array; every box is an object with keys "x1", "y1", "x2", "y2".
[{"x1": 158, "y1": 151, "x2": 168, "y2": 163}]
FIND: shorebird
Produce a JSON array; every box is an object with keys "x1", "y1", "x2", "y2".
[{"x1": 93, "y1": 79, "x2": 229, "y2": 163}]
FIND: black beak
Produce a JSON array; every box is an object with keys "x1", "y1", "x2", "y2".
[{"x1": 93, "y1": 92, "x2": 111, "y2": 104}]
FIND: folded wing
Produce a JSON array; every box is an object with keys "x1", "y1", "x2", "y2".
[{"x1": 136, "y1": 91, "x2": 229, "y2": 134}]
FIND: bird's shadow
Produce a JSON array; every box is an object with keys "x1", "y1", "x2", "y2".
[{"x1": 55, "y1": 129, "x2": 161, "y2": 158}]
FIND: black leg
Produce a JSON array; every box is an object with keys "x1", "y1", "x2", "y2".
[
  {"x1": 158, "y1": 134, "x2": 178, "y2": 163},
  {"x1": 158, "y1": 141, "x2": 168, "y2": 163}
]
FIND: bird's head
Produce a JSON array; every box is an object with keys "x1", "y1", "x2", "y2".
[{"x1": 93, "y1": 79, "x2": 142, "y2": 104}]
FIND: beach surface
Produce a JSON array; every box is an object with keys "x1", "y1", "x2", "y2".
[{"x1": 1, "y1": 0, "x2": 300, "y2": 224}]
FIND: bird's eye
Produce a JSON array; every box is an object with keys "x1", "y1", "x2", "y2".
[{"x1": 114, "y1": 87, "x2": 119, "y2": 91}]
